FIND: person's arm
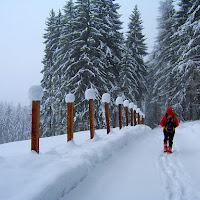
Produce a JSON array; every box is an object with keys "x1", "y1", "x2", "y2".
[{"x1": 160, "y1": 116, "x2": 166, "y2": 128}]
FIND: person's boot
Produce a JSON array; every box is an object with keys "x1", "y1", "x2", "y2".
[
  {"x1": 164, "y1": 142, "x2": 167, "y2": 152},
  {"x1": 167, "y1": 146, "x2": 172, "y2": 154}
]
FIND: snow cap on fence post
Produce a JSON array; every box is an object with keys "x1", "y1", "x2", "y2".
[
  {"x1": 28, "y1": 85, "x2": 43, "y2": 101},
  {"x1": 85, "y1": 89, "x2": 96, "y2": 100},
  {"x1": 123, "y1": 100, "x2": 129, "y2": 107},
  {"x1": 129, "y1": 102, "x2": 134, "y2": 109},
  {"x1": 136, "y1": 108, "x2": 140, "y2": 113},
  {"x1": 65, "y1": 93, "x2": 75, "y2": 103},
  {"x1": 116, "y1": 97, "x2": 123, "y2": 105},
  {"x1": 28, "y1": 85, "x2": 43, "y2": 154},
  {"x1": 102, "y1": 93, "x2": 110, "y2": 103},
  {"x1": 124, "y1": 100, "x2": 129, "y2": 126},
  {"x1": 133, "y1": 105, "x2": 137, "y2": 110}
]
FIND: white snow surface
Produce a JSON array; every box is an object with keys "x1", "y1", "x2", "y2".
[
  {"x1": 123, "y1": 100, "x2": 129, "y2": 107},
  {"x1": 129, "y1": 102, "x2": 134, "y2": 109},
  {"x1": 116, "y1": 97, "x2": 123, "y2": 105},
  {"x1": 28, "y1": 85, "x2": 43, "y2": 101},
  {"x1": 65, "y1": 93, "x2": 75, "y2": 103},
  {"x1": 85, "y1": 89, "x2": 96, "y2": 100},
  {"x1": 136, "y1": 108, "x2": 140, "y2": 113},
  {"x1": 102, "y1": 93, "x2": 110, "y2": 103},
  {"x1": 1, "y1": 121, "x2": 200, "y2": 200}
]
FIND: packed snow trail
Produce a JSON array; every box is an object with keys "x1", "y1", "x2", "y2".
[
  {"x1": 158, "y1": 151, "x2": 199, "y2": 200},
  {"x1": 60, "y1": 124, "x2": 200, "y2": 200},
  {"x1": 1, "y1": 122, "x2": 200, "y2": 200},
  {"x1": 60, "y1": 126, "x2": 162, "y2": 200}
]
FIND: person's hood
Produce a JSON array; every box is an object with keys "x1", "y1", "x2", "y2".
[{"x1": 166, "y1": 108, "x2": 174, "y2": 116}]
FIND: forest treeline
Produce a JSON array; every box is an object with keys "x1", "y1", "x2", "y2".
[
  {"x1": 0, "y1": 102, "x2": 31, "y2": 144},
  {"x1": 41, "y1": 0, "x2": 199, "y2": 136},
  {"x1": 40, "y1": 0, "x2": 148, "y2": 137},
  {"x1": 147, "y1": 0, "x2": 200, "y2": 127},
  {"x1": 1, "y1": 0, "x2": 199, "y2": 143}
]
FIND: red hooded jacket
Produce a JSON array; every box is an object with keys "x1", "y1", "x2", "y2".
[{"x1": 160, "y1": 108, "x2": 179, "y2": 129}]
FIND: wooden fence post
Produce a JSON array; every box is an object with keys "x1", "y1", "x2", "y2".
[
  {"x1": 123, "y1": 100, "x2": 129, "y2": 126},
  {"x1": 134, "y1": 109, "x2": 137, "y2": 126},
  {"x1": 116, "y1": 97, "x2": 123, "y2": 129},
  {"x1": 131, "y1": 108, "x2": 133, "y2": 126},
  {"x1": 138, "y1": 113, "x2": 141, "y2": 124},
  {"x1": 136, "y1": 108, "x2": 141, "y2": 125},
  {"x1": 31, "y1": 101, "x2": 40, "y2": 153},
  {"x1": 141, "y1": 113, "x2": 145, "y2": 124},
  {"x1": 65, "y1": 93, "x2": 75, "y2": 142},
  {"x1": 129, "y1": 103, "x2": 134, "y2": 126},
  {"x1": 28, "y1": 85, "x2": 43, "y2": 154},
  {"x1": 102, "y1": 93, "x2": 111, "y2": 134},
  {"x1": 85, "y1": 89, "x2": 95, "y2": 139}
]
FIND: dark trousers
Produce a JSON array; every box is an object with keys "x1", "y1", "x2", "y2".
[{"x1": 163, "y1": 129, "x2": 175, "y2": 147}]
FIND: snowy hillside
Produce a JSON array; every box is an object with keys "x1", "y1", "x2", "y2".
[{"x1": 0, "y1": 121, "x2": 200, "y2": 200}]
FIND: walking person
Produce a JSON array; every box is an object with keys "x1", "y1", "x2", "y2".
[{"x1": 160, "y1": 108, "x2": 179, "y2": 154}]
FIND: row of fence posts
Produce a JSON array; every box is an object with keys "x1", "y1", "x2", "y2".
[{"x1": 29, "y1": 86, "x2": 145, "y2": 154}]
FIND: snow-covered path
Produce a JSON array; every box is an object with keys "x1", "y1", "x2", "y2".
[
  {"x1": 158, "y1": 150, "x2": 199, "y2": 200},
  {"x1": 1, "y1": 121, "x2": 200, "y2": 200},
  {"x1": 62, "y1": 128, "x2": 162, "y2": 200},
  {"x1": 61, "y1": 123, "x2": 200, "y2": 200}
]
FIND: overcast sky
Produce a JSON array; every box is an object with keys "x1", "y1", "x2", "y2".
[{"x1": 0, "y1": 0, "x2": 160, "y2": 106}]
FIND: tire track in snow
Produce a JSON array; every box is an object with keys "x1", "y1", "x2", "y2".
[{"x1": 157, "y1": 150, "x2": 199, "y2": 200}]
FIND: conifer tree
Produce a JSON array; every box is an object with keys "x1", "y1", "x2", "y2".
[
  {"x1": 146, "y1": 0, "x2": 176, "y2": 126},
  {"x1": 0, "y1": 102, "x2": 31, "y2": 144},
  {"x1": 41, "y1": 9, "x2": 61, "y2": 137},
  {"x1": 172, "y1": 0, "x2": 200, "y2": 120},
  {"x1": 125, "y1": 5, "x2": 148, "y2": 108},
  {"x1": 92, "y1": 0, "x2": 124, "y2": 127},
  {"x1": 60, "y1": 0, "x2": 124, "y2": 130}
]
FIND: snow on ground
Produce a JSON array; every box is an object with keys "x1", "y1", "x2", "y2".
[{"x1": 0, "y1": 121, "x2": 200, "y2": 200}]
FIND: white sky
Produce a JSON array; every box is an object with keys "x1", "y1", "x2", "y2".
[{"x1": 0, "y1": 0, "x2": 159, "y2": 106}]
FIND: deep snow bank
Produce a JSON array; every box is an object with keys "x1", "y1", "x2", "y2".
[{"x1": 0, "y1": 125, "x2": 152, "y2": 200}]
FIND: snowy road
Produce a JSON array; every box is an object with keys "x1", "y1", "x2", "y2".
[
  {"x1": 61, "y1": 124, "x2": 200, "y2": 200},
  {"x1": 61, "y1": 128, "x2": 162, "y2": 200},
  {"x1": 158, "y1": 152, "x2": 197, "y2": 200},
  {"x1": 1, "y1": 121, "x2": 200, "y2": 200}
]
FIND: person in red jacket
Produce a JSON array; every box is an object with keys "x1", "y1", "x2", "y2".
[{"x1": 160, "y1": 108, "x2": 179, "y2": 153}]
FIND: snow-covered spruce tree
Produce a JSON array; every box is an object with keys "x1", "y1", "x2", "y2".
[
  {"x1": 51, "y1": 1, "x2": 77, "y2": 134},
  {"x1": 172, "y1": 0, "x2": 200, "y2": 120},
  {"x1": 13, "y1": 104, "x2": 23, "y2": 141},
  {"x1": 13, "y1": 104, "x2": 31, "y2": 141},
  {"x1": 0, "y1": 102, "x2": 6, "y2": 144},
  {"x1": 59, "y1": 0, "x2": 124, "y2": 131},
  {"x1": 40, "y1": 9, "x2": 62, "y2": 137},
  {"x1": 169, "y1": 0, "x2": 193, "y2": 120},
  {"x1": 0, "y1": 103, "x2": 3, "y2": 143},
  {"x1": 120, "y1": 47, "x2": 138, "y2": 103},
  {"x1": 124, "y1": 5, "x2": 148, "y2": 109},
  {"x1": 145, "y1": 51, "x2": 163, "y2": 128},
  {"x1": 146, "y1": 0, "x2": 176, "y2": 126},
  {"x1": 0, "y1": 102, "x2": 31, "y2": 144},
  {"x1": 92, "y1": 0, "x2": 124, "y2": 127},
  {"x1": 49, "y1": 10, "x2": 67, "y2": 136},
  {"x1": 57, "y1": 0, "x2": 76, "y2": 89},
  {"x1": 3, "y1": 104, "x2": 14, "y2": 143},
  {"x1": 175, "y1": 0, "x2": 193, "y2": 27}
]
